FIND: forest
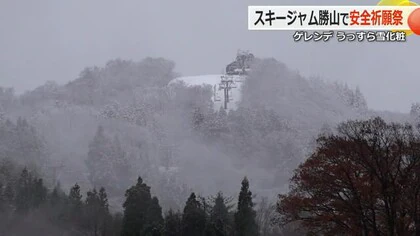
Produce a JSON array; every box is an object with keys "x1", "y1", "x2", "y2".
[{"x1": 0, "y1": 56, "x2": 419, "y2": 235}]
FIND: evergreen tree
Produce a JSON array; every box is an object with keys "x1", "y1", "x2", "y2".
[
  {"x1": 48, "y1": 183, "x2": 68, "y2": 223},
  {"x1": 192, "y1": 107, "x2": 205, "y2": 131},
  {"x1": 199, "y1": 195, "x2": 213, "y2": 236},
  {"x1": 3, "y1": 183, "x2": 14, "y2": 209},
  {"x1": 15, "y1": 168, "x2": 32, "y2": 212},
  {"x1": 49, "y1": 182, "x2": 66, "y2": 206},
  {"x1": 121, "y1": 177, "x2": 163, "y2": 236},
  {"x1": 98, "y1": 187, "x2": 109, "y2": 214},
  {"x1": 111, "y1": 212, "x2": 123, "y2": 236},
  {"x1": 84, "y1": 188, "x2": 110, "y2": 236},
  {"x1": 163, "y1": 209, "x2": 182, "y2": 236},
  {"x1": 182, "y1": 192, "x2": 206, "y2": 236},
  {"x1": 234, "y1": 177, "x2": 259, "y2": 236},
  {"x1": 68, "y1": 183, "x2": 84, "y2": 225},
  {"x1": 32, "y1": 178, "x2": 47, "y2": 207},
  {"x1": 69, "y1": 183, "x2": 83, "y2": 208},
  {"x1": 14, "y1": 168, "x2": 47, "y2": 212},
  {"x1": 86, "y1": 126, "x2": 115, "y2": 191},
  {"x1": 144, "y1": 197, "x2": 164, "y2": 236},
  {"x1": 0, "y1": 160, "x2": 15, "y2": 213},
  {"x1": 84, "y1": 188, "x2": 100, "y2": 235},
  {"x1": 111, "y1": 135, "x2": 131, "y2": 193},
  {"x1": 353, "y1": 86, "x2": 367, "y2": 109},
  {"x1": 210, "y1": 192, "x2": 232, "y2": 236},
  {"x1": 87, "y1": 127, "x2": 132, "y2": 196},
  {"x1": 13, "y1": 118, "x2": 46, "y2": 169},
  {"x1": 411, "y1": 103, "x2": 420, "y2": 124}
]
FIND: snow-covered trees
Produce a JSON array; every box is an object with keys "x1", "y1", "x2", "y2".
[
  {"x1": 65, "y1": 58, "x2": 178, "y2": 106},
  {"x1": 86, "y1": 126, "x2": 113, "y2": 190},
  {"x1": 333, "y1": 83, "x2": 367, "y2": 110},
  {"x1": 241, "y1": 58, "x2": 366, "y2": 138},
  {"x1": 0, "y1": 118, "x2": 47, "y2": 171},
  {"x1": 0, "y1": 87, "x2": 16, "y2": 111},
  {"x1": 410, "y1": 102, "x2": 420, "y2": 124},
  {"x1": 0, "y1": 54, "x2": 396, "y2": 230},
  {"x1": 20, "y1": 81, "x2": 62, "y2": 107},
  {"x1": 86, "y1": 126, "x2": 132, "y2": 196},
  {"x1": 191, "y1": 105, "x2": 300, "y2": 179}
]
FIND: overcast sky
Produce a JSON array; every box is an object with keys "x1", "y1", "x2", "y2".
[{"x1": 0, "y1": 0, "x2": 418, "y2": 112}]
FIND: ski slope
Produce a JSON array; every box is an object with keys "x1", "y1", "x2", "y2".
[{"x1": 168, "y1": 74, "x2": 245, "y2": 111}]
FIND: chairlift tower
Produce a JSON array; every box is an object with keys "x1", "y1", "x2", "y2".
[{"x1": 219, "y1": 75, "x2": 236, "y2": 110}]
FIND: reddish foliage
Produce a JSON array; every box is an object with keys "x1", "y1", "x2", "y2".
[{"x1": 277, "y1": 117, "x2": 420, "y2": 236}]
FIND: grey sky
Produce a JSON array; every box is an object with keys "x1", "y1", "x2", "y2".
[{"x1": 0, "y1": 0, "x2": 418, "y2": 112}]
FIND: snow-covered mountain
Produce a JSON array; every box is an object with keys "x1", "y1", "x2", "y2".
[
  {"x1": 169, "y1": 74, "x2": 246, "y2": 111},
  {"x1": 0, "y1": 56, "x2": 415, "y2": 211}
]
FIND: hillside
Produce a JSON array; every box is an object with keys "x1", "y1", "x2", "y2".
[{"x1": 0, "y1": 56, "x2": 414, "y2": 211}]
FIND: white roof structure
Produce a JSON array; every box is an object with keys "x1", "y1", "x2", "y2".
[{"x1": 168, "y1": 74, "x2": 245, "y2": 111}]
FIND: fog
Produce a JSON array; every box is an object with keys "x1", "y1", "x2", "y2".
[
  {"x1": 0, "y1": 0, "x2": 419, "y2": 235},
  {"x1": 1, "y1": 0, "x2": 419, "y2": 112}
]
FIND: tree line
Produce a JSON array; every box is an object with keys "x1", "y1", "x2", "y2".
[{"x1": 0, "y1": 165, "x2": 260, "y2": 236}]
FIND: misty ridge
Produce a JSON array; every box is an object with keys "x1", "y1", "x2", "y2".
[{"x1": 1, "y1": 53, "x2": 420, "y2": 235}]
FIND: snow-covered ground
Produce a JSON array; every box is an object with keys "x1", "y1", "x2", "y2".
[{"x1": 168, "y1": 74, "x2": 246, "y2": 111}]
